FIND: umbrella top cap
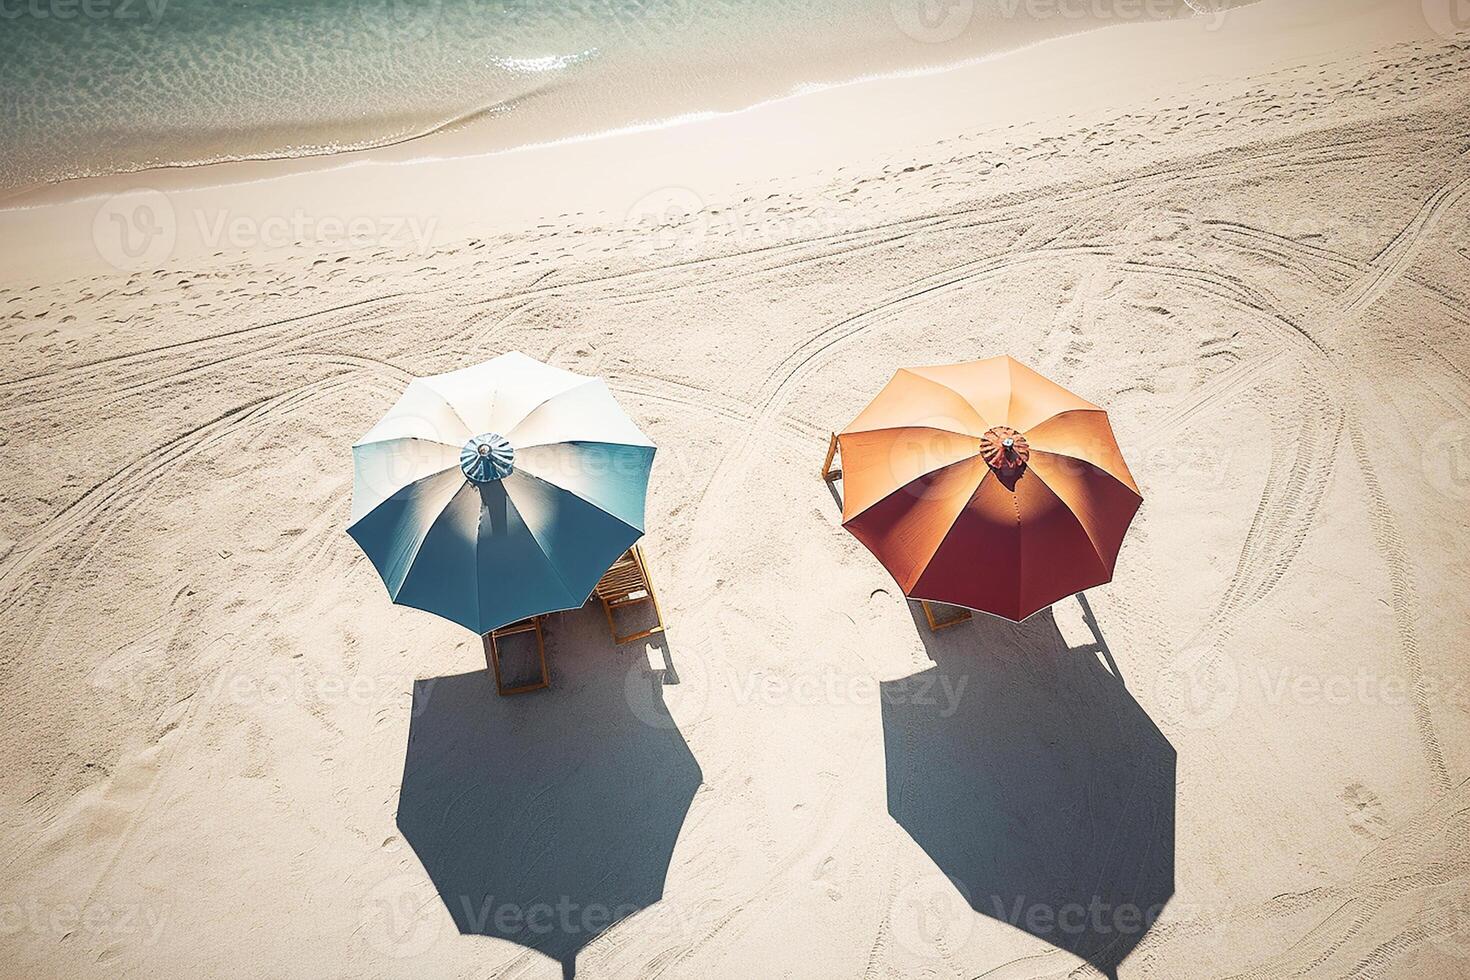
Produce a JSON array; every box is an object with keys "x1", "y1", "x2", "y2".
[
  {"x1": 981, "y1": 426, "x2": 1030, "y2": 474},
  {"x1": 461, "y1": 432, "x2": 514, "y2": 483}
]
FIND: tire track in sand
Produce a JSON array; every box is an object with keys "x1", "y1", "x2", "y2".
[
  {"x1": 1321, "y1": 161, "x2": 1470, "y2": 796},
  {"x1": 0, "y1": 371, "x2": 395, "y2": 618}
]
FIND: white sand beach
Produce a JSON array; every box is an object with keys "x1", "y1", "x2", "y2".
[{"x1": 2, "y1": 0, "x2": 1469, "y2": 977}]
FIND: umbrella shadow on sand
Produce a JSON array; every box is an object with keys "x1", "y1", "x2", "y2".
[
  {"x1": 882, "y1": 601, "x2": 1176, "y2": 979},
  {"x1": 396, "y1": 607, "x2": 701, "y2": 978}
]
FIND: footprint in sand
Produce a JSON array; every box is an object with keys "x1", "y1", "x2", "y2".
[{"x1": 1341, "y1": 783, "x2": 1391, "y2": 840}]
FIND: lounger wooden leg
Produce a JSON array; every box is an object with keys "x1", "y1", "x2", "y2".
[
  {"x1": 920, "y1": 600, "x2": 971, "y2": 631},
  {"x1": 600, "y1": 593, "x2": 621, "y2": 642},
  {"x1": 820, "y1": 431, "x2": 841, "y2": 481},
  {"x1": 635, "y1": 544, "x2": 667, "y2": 638},
  {"x1": 484, "y1": 631, "x2": 506, "y2": 692}
]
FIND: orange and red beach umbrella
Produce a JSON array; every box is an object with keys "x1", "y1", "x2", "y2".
[{"x1": 836, "y1": 356, "x2": 1141, "y2": 621}]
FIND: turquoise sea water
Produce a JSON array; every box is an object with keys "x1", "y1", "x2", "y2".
[{"x1": 0, "y1": 0, "x2": 1217, "y2": 195}]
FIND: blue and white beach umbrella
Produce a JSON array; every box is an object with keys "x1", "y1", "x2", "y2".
[{"x1": 347, "y1": 352, "x2": 655, "y2": 634}]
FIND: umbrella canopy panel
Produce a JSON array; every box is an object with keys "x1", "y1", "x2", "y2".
[
  {"x1": 838, "y1": 356, "x2": 1141, "y2": 621},
  {"x1": 348, "y1": 352, "x2": 655, "y2": 634}
]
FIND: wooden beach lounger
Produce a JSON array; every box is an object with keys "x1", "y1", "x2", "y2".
[
  {"x1": 480, "y1": 545, "x2": 664, "y2": 695},
  {"x1": 484, "y1": 616, "x2": 551, "y2": 696},
  {"x1": 820, "y1": 431, "x2": 841, "y2": 481},
  {"x1": 919, "y1": 601, "x2": 971, "y2": 631},
  {"x1": 593, "y1": 544, "x2": 666, "y2": 645}
]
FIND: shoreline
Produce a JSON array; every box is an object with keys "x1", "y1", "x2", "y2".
[
  {"x1": 1, "y1": 1, "x2": 1240, "y2": 203},
  {"x1": 0, "y1": 0, "x2": 1444, "y2": 288}
]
